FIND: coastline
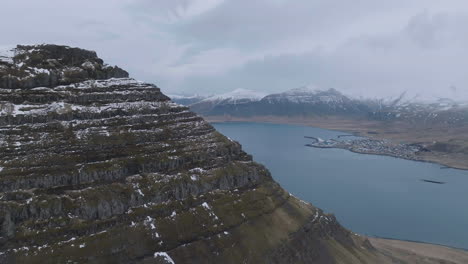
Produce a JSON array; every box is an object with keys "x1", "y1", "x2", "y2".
[
  {"x1": 305, "y1": 143, "x2": 459, "y2": 171},
  {"x1": 370, "y1": 236, "x2": 468, "y2": 251},
  {"x1": 369, "y1": 237, "x2": 468, "y2": 263},
  {"x1": 207, "y1": 115, "x2": 468, "y2": 171}
]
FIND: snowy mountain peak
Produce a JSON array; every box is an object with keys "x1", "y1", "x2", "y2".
[
  {"x1": 202, "y1": 88, "x2": 267, "y2": 103},
  {"x1": 189, "y1": 88, "x2": 268, "y2": 113}
]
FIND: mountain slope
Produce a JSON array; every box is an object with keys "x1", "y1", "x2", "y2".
[
  {"x1": 0, "y1": 45, "x2": 465, "y2": 263},
  {"x1": 366, "y1": 96, "x2": 468, "y2": 125}
]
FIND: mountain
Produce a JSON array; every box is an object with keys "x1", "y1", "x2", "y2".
[
  {"x1": 0, "y1": 45, "x2": 464, "y2": 263},
  {"x1": 367, "y1": 96, "x2": 468, "y2": 125},
  {"x1": 258, "y1": 86, "x2": 371, "y2": 116},
  {"x1": 190, "y1": 88, "x2": 266, "y2": 115},
  {"x1": 204, "y1": 88, "x2": 266, "y2": 103},
  {"x1": 188, "y1": 85, "x2": 468, "y2": 126},
  {"x1": 263, "y1": 86, "x2": 347, "y2": 104},
  {"x1": 191, "y1": 86, "x2": 371, "y2": 117},
  {"x1": 168, "y1": 94, "x2": 207, "y2": 106}
]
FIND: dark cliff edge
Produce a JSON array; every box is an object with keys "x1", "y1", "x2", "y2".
[
  {"x1": 0, "y1": 45, "x2": 457, "y2": 264},
  {"x1": 0, "y1": 44, "x2": 128, "y2": 89}
]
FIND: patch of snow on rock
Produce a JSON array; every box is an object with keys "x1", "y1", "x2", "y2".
[
  {"x1": 201, "y1": 202, "x2": 211, "y2": 210},
  {"x1": 189, "y1": 167, "x2": 205, "y2": 173},
  {"x1": 154, "y1": 252, "x2": 175, "y2": 264}
]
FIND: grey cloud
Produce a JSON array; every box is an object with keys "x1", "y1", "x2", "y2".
[
  {"x1": 170, "y1": 0, "x2": 402, "y2": 50},
  {"x1": 2, "y1": 0, "x2": 468, "y2": 100},
  {"x1": 166, "y1": 10, "x2": 468, "y2": 99},
  {"x1": 405, "y1": 12, "x2": 468, "y2": 49}
]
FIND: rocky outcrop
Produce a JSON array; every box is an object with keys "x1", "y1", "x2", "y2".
[
  {"x1": 0, "y1": 45, "x2": 128, "y2": 89},
  {"x1": 0, "y1": 44, "x2": 415, "y2": 263}
]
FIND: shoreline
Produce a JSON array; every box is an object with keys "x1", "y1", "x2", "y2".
[
  {"x1": 305, "y1": 143, "x2": 464, "y2": 171},
  {"x1": 369, "y1": 235, "x2": 468, "y2": 252},
  {"x1": 207, "y1": 116, "x2": 468, "y2": 171},
  {"x1": 368, "y1": 237, "x2": 468, "y2": 263}
]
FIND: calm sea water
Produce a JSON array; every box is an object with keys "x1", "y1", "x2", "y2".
[{"x1": 213, "y1": 122, "x2": 468, "y2": 249}]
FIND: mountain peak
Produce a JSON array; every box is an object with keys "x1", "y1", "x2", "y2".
[
  {"x1": 0, "y1": 44, "x2": 128, "y2": 89},
  {"x1": 202, "y1": 88, "x2": 267, "y2": 102}
]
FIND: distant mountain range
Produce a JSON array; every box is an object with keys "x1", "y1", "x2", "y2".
[{"x1": 172, "y1": 86, "x2": 468, "y2": 125}]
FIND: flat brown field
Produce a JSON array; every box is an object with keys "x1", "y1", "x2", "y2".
[{"x1": 206, "y1": 115, "x2": 468, "y2": 170}]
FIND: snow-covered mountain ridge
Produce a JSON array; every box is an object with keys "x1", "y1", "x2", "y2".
[
  {"x1": 182, "y1": 86, "x2": 468, "y2": 125},
  {"x1": 263, "y1": 87, "x2": 348, "y2": 105},
  {"x1": 201, "y1": 88, "x2": 267, "y2": 104}
]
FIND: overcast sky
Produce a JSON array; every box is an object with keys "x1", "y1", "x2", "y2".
[{"x1": 2, "y1": 0, "x2": 468, "y2": 100}]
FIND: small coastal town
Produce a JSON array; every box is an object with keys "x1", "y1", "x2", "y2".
[{"x1": 305, "y1": 136, "x2": 428, "y2": 161}]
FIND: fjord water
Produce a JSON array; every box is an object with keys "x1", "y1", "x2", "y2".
[{"x1": 213, "y1": 122, "x2": 468, "y2": 250}]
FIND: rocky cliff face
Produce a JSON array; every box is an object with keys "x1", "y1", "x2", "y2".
[{"x1": 0, "y1": 45, "x2": 388, "y2": 263}]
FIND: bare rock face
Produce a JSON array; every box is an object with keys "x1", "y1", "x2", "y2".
[
  {"x1": 0, "y1": 45, "x2": 379, "y2": 264},
  {"x1": 0, "y1": 44, "x2": 128, "y2": 89}
]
